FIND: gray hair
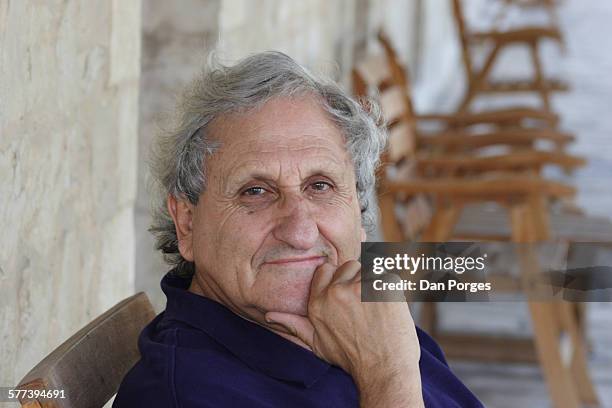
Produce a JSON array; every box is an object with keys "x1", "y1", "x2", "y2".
[{"x1": 150, "y1": 51, "x2": 387, "y2": 277}]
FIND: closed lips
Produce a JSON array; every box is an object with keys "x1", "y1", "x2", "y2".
[{"x1": 265, "y1": 256, "x2": 327, "y2": 265}]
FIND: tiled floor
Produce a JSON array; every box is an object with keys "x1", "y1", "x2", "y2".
[{"x1": 436, "y1": 1, "x2": 612, "y2": 407}]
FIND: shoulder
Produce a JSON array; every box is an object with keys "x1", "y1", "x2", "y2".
[
  {"x1": 114, "y1": 318, "x2": 274, "y2": 408},
  {"x1": 415, "y1": 326, "x2": 485, "y2": 408}
]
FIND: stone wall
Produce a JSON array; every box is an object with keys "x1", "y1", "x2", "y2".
[
  {"x1": 0, "y1": 0, "x2": 141, "y2": 386},
  {"x1": 218, "y1": 0, "x2": 359, "y2": 84}
]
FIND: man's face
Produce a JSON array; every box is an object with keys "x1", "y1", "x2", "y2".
[{"x1": 174, "y1": 96, "x2": 365, "y2": 322}]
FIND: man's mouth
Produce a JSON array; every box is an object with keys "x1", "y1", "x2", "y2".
[{"x1": 264, "y1": 256, "x2": 328, "y2": 267}]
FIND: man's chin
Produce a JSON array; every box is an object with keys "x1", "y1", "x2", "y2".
[
  {"x1": 266, "y1": 296, "x2": 309, "y2": 316},
  {"x1": 256, "y1": 273, "x2": 313, "y2": 316}
]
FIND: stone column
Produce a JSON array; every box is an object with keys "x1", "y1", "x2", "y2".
[{"x1": 0, "y1": 0, "x2": 141, "y2": 386}]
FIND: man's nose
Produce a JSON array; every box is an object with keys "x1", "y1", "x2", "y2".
[{"x1": 272, "y1": 195, "x2": 319, "y2": 250}]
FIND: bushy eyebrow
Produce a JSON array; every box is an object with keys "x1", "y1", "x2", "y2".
[{"x1": 224, "y1": 161, "x2": 348, "y2": 195}]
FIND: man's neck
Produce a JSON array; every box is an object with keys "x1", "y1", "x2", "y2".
[{"x1": 187, "y1": 274, "x2": 313, "y2": 352}]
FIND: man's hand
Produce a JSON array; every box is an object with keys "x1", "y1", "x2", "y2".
[{"x1": 265, "y1": 261, "x2": 424, "y2": 408}]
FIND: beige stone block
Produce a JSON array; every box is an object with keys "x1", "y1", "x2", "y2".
[
  {"x1": 98, "y1": 206, "x2": 135, "y2": 312},
  {"x1": 143, "y1": 0, "x2": 220, "y2": 35},
  {"x1": 1, "y1": 0, "x2": 140, "y2": 388},
  {"x1": 109, "y1": 0, "x2": 142, "y2": 85},
  {"x1": 220, "y1": 0, "x2": 249, "y2": 31},
  {"x1": 115, "y1": 81, "x2": 140, "y2": 208}
]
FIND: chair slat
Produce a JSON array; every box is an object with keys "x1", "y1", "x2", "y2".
[
  {"x1": 354, "y1": 54, "x2": 392, "y2": 88},
  {"x1": 387, "y1": 122, "x2": 415, "y2": 163},
  {"x1": 379, "y1": 86, "x2": 407, "y2": 124}
]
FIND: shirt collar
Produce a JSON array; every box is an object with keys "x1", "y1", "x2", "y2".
[{"x1": 161, "y1": 271, "x2": 331, "y2": 387}]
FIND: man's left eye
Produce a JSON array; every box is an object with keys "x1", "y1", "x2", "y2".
[{"x1": 309, "y1": 181, "x2": 332, "y2": 192}]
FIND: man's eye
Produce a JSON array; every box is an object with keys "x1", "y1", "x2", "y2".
[
  {"x1": 310, "y1": 181, "x2": 332, "y2": 192},
  {"x1": 242, "y1": 186, "x2": 267, "y2": 196}
]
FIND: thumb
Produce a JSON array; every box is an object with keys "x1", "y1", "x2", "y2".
[{"x1": 265, "y1": 312, "x2": 315, "y2": 348}]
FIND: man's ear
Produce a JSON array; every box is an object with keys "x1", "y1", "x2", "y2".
[
  {"x1": 167, "y1": 194, "x2": 195, "y2": 262},
  {"x1": 360, "y1": 226, "x2": 367, "y2": 242}
]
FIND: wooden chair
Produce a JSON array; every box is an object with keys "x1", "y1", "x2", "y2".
[
  {"x1": 451, "y1": 0, "x2": 568, "y2": 113},
  {"x1": 355, "y1": 32, "x2": 583, "y2": 176},
  {"x1": 375, "y1": 30, "x2": 564, "y2": 130},
  {"x1": 375, "y1": 31, "x2": 572, "y2": 154},
  {"x1": 351, "y1": 41, "x2": 583, "y2": 243},
  {"x1": 374, "y1": 29, "x2": 612, "y2": 236},
  {"x1": 376, "y1": 28, "x2": 612, "y2": 357},
  {"x1": 353, "y1": 51, "x2": 599, "y2": 408},
  {"x1": 16, "y1": 292, "x2": 156, "y2": 408}
]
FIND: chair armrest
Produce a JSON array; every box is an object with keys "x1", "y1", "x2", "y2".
[
  {"x1": 469, "y1": 27, "x2": 562, "y2": 43},
  {"x1": 506, "y1": 0, "x2": 563, "y2": 10},
  {"x1": 416, "y1": 108, "x2": 559, "y2": 127},
  {"x1": 415, "y1": 151, "x2": 586, "y2": 172},
  {"x1": 418, "y1": 129, "x2": 574, "y2": 149},
  {"x1": 382, "y1": 176, "x2": 575, "y2": 198}
]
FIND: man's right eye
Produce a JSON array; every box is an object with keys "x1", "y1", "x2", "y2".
[{"x1": 242, "y1": 186, "x2": 267, "y2": 196}]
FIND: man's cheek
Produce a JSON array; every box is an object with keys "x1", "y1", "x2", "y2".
[{"x1": 321, "y1": 216, "x2": 362, "y2": 256}]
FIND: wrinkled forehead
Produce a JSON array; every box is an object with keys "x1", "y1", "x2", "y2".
[
  {"x1": 207, "y1": 96, "x2": 351, "y2": 159},
  {"x1": 203, "y1": 96, "x2": 356, "y2": 186}
]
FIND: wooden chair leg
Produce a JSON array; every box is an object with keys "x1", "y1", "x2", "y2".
[
  {"x1": 378, "y1": 191, "x2": 404, "y2": 242},
  {"x1": 421, "y1": 203, "x2": 461, "y2": 242},
  {"x1": 556, "y1": 302, "x2": 600, "y2": 405},
  {"x1": 574, "y1": 303, "x2": 590, "y2": 348},
  {"x1": 419, "y1": 203, "x2": 462, "y2": 338},
  {"x1": 527, "y1": 302, "x2": 582, "y2": 408},
  {"x1": 511, "y1": 201, "x2": 586, "y2": 408},
  {"x1": 574, "y1": 303, "x2": 586, "y2": 333},
  {"x1": 527, "y1": 193, "x2": 550, "y2": 241}
]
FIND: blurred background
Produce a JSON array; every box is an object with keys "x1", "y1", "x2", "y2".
[{"x1": 1, "y1": 0, "x2": 611, "y2": 406}]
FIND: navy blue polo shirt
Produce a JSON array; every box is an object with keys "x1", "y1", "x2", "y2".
[{"x1": 113, "y1": 272, "x2": 483, "y2": 407}]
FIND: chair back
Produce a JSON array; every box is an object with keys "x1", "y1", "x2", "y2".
[
  {"x1": 450, "y1": 0, "x2": 475, "y2": 83},
  {"x1": 352, "y1": 35, "x2": 432, "y2": 241},
  {"x1": 352, "y1": 47, "x2": 417, "y2": 166},
  {"x1": 16, "y1": 292, "x2": 156, "y2": 408},
  {"x1": 375, "y1": 30, "x2": 417, "y2": 114}
]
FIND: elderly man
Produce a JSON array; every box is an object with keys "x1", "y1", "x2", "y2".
[{"x1": 114, "y1": 52, "x2": 483, "y2": 407}]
